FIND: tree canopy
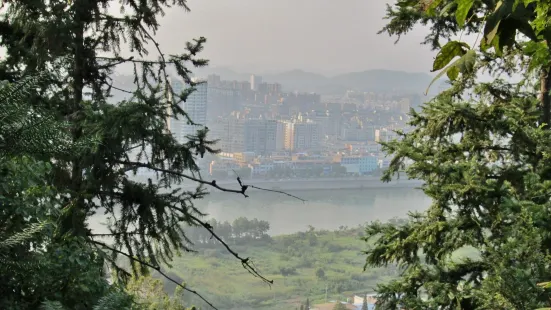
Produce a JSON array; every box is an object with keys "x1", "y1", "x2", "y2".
[
  {"x1": 0, "y1": 0, "x2": 277, "y2": 308},
  {"x1": 0, "y1": 73, "x2": 134, "y2": 309},
  {"x1": 364, "y1": 0, "x2": 551, "y2": 309}
]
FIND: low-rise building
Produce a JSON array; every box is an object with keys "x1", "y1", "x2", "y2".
[{"x1": 340, "y1": 155, "x2": 378, "y2": 174}]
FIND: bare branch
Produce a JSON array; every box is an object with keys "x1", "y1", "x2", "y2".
[
  {"x1": 231, "y1": 169, "x2": 306, "y2": 202},
  {"x1": 90, "y1": 239, "x2": 217, "y2": 309},
  {"x1": 114, "y1": 160, "x2": 250, "y2": 197},
  {"x1": 247, "y1": 185, "x2": 307, "y2": 203},
  {"x1": 183, "y1": 212, "x2": 274, "y2": 286}
]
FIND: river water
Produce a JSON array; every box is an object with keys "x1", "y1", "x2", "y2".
[
  {"x1": 89, "y1": 184, "x2": 432, "y2": 236},
  {"x1": 195, "y1": 186, "x2": 431, "y2": 235}
]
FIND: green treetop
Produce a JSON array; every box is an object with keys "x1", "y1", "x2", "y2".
[
  {"x1": 0, "y1": 0, "x2": 273, "y2": 308},
  {"x1": 363, "y1": 0, "x2": 551, "y2": 309}
]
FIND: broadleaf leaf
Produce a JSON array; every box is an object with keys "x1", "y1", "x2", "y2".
[
  {"x1": 485, "y1": 20, "x2": 501, "y2": 46},
  {"x1": 432, "y1": 41, "x2": 470, "y2": 72},
  {"x1": 426, "y1": 50, "x2": 476, "y2": 95},
  {"x1": 447, "y1": 66, "x2": 460, "y2": 80},
  {"x1": 426, "y1": 0, "x2": 444, "y2": 15},
  {"x1": 456, "y1": 0, "x2": 475, "y2": 27}
]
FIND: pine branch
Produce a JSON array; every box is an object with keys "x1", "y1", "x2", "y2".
[
  {"x1": 90, "y1": 239, "x2": 217, "y2": 310},
  {"x1": 97, "y1": 56, "x2": 174, "y2": 65},
  {"x1": 135, "y1": 22, "x2": 171, "y2": 102},
  {"x1": 0, "y1": 221, "x2": 51, "y2": 249}
]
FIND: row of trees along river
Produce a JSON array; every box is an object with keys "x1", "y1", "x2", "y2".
[{"x1": 186, "y1": 217, "x2": 271, "y2": 245}]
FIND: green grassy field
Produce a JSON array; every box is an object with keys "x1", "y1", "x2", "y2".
[
  {"x1": 165, "y1": 226, "x2": 480, "y2": 310},
  {"x1": 166, "y1": 227, "x2": 394, "y2": 310}
]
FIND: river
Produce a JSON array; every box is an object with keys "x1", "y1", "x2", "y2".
[
  {"x1": 196, "y1": 186, "x2": 431, "y2": 235},
  {"x1": 88, "y1": 180, "x2": 432, "y2": 236}
]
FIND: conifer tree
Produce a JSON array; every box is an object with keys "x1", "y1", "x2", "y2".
[
  {"x1": 361, "y1": 294, "x2": 368, "y2": 310},
  {"x1": 0, "y1": 73, "x2": 90, "y2": 158},
  {"x1": 0, "y1": 74, "x2": 125, "y2": 309},
  {"x1": 364, "y1": 0, "x2": 551, "y2": 309},
  {"x1": 332, "y1": 302, "x2": 347, "y2": 310},
  {"x1": 0, "y1": 0, "x2": 272, "y2": 307}
]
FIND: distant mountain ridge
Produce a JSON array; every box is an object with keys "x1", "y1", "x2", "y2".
[
  {"x1": 111, "y1": 67, "x2": 444, "y2": 97},
  {"x1": 192, "y1": 66, "x2": 442, "y2": 96}
]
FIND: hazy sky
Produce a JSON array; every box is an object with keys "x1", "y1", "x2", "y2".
[{"x1": 150, "y1": 0, "x2": 438, "y2": 76}]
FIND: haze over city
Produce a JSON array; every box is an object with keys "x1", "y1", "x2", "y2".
[
  {"x1": 2, "y1": 0, "x2": 546, "y2": 309},
  {"x1": 112, "y1": 0, "x2": 437, "y2": 75}
]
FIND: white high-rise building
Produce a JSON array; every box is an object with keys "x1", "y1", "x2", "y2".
[
  {"x1": 250, "y1": 74, "x2": 262, "y2": 91},
  {"x1": 169, "y1": 78, "x2": 208, "y2": 143}
]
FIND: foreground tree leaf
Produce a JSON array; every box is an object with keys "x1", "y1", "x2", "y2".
[
  {"x1": 426, "y1": 49, "x2": 476, "y2": 94},
  {"x1": 368, "y1": 1, "x2": 551, "y2": 301},
  {"x1": 365, "y1": 84, "x2": 551, "y2": 308}
]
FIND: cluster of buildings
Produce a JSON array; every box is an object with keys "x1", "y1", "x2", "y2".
[{"x1": 156, "y1": 73, "x2": 416, "y2": 179}]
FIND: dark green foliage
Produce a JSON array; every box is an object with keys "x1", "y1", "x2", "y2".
[
  {"x1": 365, "y1": 82, "x2": 551, "y2": 309},
  {"x1": 315, "y1": 268, "x2": 325, "y2": 279},
  {"x1": 364, "y1": 0, "x2": 551, "y2": 308},
  {"x1": 0, "y1": 76, "x2": 128, "y2": 309},
  {"x1": 0, "y1": 74, "x2": 95, "y2": 159},
  {"x1": 332, "y1": 302, "x2": 347, "y2": 310},
  {"x1": 0, "y1": 0, "x2": 267, "y2": 307},
  {"x1": 361, "y1": 294, "x2": 368, "y2": 310}
]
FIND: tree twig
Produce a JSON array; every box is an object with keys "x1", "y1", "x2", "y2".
[
  {"x1": 247, "y1": 185, "x2": 307, "y2": 202},
  {"x1": 90, "y1": 239, "x2": 217, "y2": 309},
  {"x1": 184, "y1": 212, "x2": 274, "y2": 286},
  {"x1": 115, "y1": 160, "x2": 250, "y2": 197},
  {"x1": 136, "y1": 23, "x2": 172, "y2": 102},
  {"x1": 97, "y1": 55, "x2": 176, "y2": 65}
]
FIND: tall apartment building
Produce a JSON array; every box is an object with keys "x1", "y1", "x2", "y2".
[
  {"x1": 243, "y1": 119, "x2": 279, "y2": 155},
  {"x1": 267, "y1": 83, "x2": 282, "y2": 94},
  {"x1": 293, "y1": 121, "x2": 320, "y2": 151},
  {"x1": 281, "y1": 121, "x2": 294, "y2": 151},
  {"x1": 250, "y1": 74, "x2": 262, "y2": 91},
  {"x1": 275, "y1": 121, "x2": 286, "y2": 151},
  {"x1": 207, "y1": 74, "x2": 221, "y2": 87},
  {"x1": 206, "y1": 86, "x2": 240, "y2": 120},
  {"x1": 281, "y1": 120, "x2": 320, "y2": 151},
  {"x1": 210, "y1": 115, "x2": 245, "y2": 153},
  {"x1": 169, "y1": 78, "x2": 208, "y2": 143}
]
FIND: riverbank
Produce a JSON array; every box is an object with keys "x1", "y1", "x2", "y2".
[
  {"x1": 238, "y1": 177, "x2": 423, "y2": 192},
  {"x1": 133, "y1": 174, "x2": 424, "y2": 192}
]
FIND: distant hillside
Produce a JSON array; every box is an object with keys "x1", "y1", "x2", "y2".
[
  {"x1": 195, "y1": 67, "x2": 443, "y2": 96},
  {"x1": 112, "y1": 67, "x2": 446, "y2": 97},
  {"x1": 193, "y1": 66, "x2": 250, "y2": 82},
  {"x1": 332, "y1": 69, "x2": 436, "y2": 94}
]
